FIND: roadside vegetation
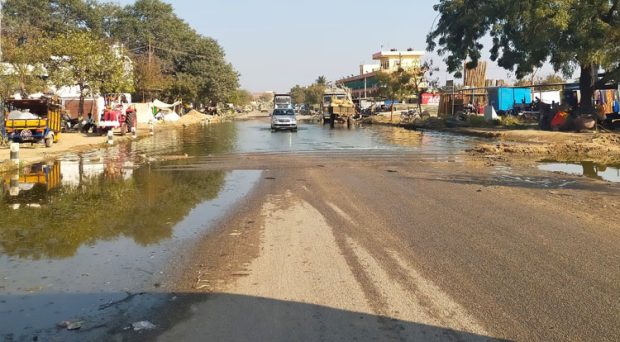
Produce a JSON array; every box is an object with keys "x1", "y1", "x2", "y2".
[
  {"x1": 375, "y1": 60, "x2": 438, "y2": 115},
  {"x1": 1, "y1": 0, "x2": 239, "y2": 111},
  {"x1": 427, "y1": 0, "x2": 619, "y2": 113},
  {"x1": 289, "y1": 76, "x2": 328, "y2": 111}
]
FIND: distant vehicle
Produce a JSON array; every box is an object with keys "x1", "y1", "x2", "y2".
[
  {"x1": 322, "y1": 86, "x2": 355, "y2": 128},
  {"x1": 274, "y1": 94, "x2": 293, "y2": 110},
  {"x1": 98, "y1": 105, "x2": 135, "y2": 136},
  {"x1": 271, "y1": 108, "x2": 297, "y2": 132}
]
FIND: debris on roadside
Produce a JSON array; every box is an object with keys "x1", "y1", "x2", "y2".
[
  {"x1": 57, "y1": 320, "x2": 83, "y2": 331},
  {"x1": 131, "y1": 321, "x2": 156, "y2": 331}
]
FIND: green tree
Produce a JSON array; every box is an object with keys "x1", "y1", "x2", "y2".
[
  {"x1": 47, "y1": 32, "x2": 134, "y2": 117},
  {"x1": 427, "y1": 0, "x2": 620, "y2": 112},
  {"x1": 411, "y1": 61, "x2": 439, "y2": 112},
  {"x1": 376, "y1": 68, "x2": 415, "y2": 120},
  {"x1": 2, "y1": 0, "x2": 239, "y2": 106},
  {"x1": 110, "y1": 0, "x2": 238, "y2": 104},
  {"x1": 290, "y1": 85, "x2": 306, "y2": 105},
  {"x1": 132, "y1": 53, "x2": 171, "y2": 102},
  {"x1": 228, "y1": 89, "x2": 253, "y2": 106},
  {"x1": 542, "y1": 74, "x2": 565, "y2": 85},
  {"x1": 316, "y1": 75, "x2": 327, "y2": 86},
  {"x1": 0, "y1": 33, "x2": 49, "y2": 97},
  {"x1": 304, "y1": 84, "x2": 325, "y2": 107},
  {"x1": 2, "y1": 0, "x2": 108, "y2": 37},
  {"x1": 539, "y1": 74, "x2": 566, "y2": 91}
]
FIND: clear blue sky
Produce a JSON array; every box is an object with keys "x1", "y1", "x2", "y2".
[{"x1": 117, "y1": 0, "x2": 551, "y2": 92}]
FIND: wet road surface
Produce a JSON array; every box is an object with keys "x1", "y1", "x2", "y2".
[{"x1": 1, "y1": 119, "x2": 618, "y2": 341}]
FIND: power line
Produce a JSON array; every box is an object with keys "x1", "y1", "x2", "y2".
[{"x1": 129, "y1": 43, "x2": 211, "y2": 59}]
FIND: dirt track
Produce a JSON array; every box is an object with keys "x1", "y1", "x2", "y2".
[{"x1": 460, "y1": 129, "x2": 620, "y2": 165}]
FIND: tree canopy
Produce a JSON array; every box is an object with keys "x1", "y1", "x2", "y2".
[
  {"x1": 108, "y1": 0, "x2": 238, "y2": 104},
  {"x1": 1, "y1": 0, "x2": 239, "y2": 105},
  {"x1": 427, "y1": 0, "x2": 620, "y2": 111},
  {"x1": 0, "y1": 32, "x2": 48, "y2": 97},
  {"x1": 288, "y1": 77, "x2": 328, "y2": 107},
  {"x1": 47, "y1": 31, "x2": 133, "y2": 116},
  {"x1": 228, "y1": 89, "x2": 253, "y2": 106}
]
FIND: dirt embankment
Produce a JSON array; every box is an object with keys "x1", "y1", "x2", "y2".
[
  {"x1": 363, "y1": 113, "x2": 620, "y2": 164},
  {"x1": 468, "y1": 130, "x2": 620, "y2": 164}
]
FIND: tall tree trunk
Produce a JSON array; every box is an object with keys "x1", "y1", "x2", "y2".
[
  {"x1": 417, "y1": 91, "x2": 423, "y2": 113},
  {"x1": 579, "y1": 63, "x2": 597, "y2": 114},
  {"x1": 78, "y1": 84, "x2": 85, "y2": 131},
  {"x1": 79, "y1": 84, "x2": 85, "y2": 118}
]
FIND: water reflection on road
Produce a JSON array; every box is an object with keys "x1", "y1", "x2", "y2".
[
  {"x1": 0, "y1": 122, "x2": 266, "y2": 340},
  {"x1": 539, "y1": 161, "x2": 620, "y2": 183}
]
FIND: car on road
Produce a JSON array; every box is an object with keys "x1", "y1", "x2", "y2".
[{"x1": 271, "y1": 109, "x2": 297, "y2": 132}]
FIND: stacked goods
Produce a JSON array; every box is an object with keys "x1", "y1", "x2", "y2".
[{"x1": 463, "y1": 61, "x2": 487, "y2": 88}]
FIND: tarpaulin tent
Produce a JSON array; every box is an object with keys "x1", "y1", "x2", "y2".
[{"x1": 152, "y1": 99, "x2": 181, "y2": 109}]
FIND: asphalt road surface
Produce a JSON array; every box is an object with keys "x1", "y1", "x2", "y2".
[{"x1": 151, "y1": 121, "x2": 619, "y2": 341}]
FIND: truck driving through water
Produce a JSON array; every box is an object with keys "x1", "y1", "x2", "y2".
[{"x1": 321, "y1": 86, "x2": 355, "y2": 128}]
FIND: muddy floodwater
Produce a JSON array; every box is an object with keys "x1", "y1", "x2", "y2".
[{"x1": 0, "y1": 120, "x2": 535, "y2": 340}]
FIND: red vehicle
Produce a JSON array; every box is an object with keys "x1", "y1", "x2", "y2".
[{"x1": 98, "y1": 105, "x2": 136, "y2": 136}]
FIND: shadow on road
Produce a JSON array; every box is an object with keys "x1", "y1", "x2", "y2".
[
  {"x1": 145, "y1": 293, "x2": 509, "y2": 342},
  {"x1": 1, "y1": 292, "x2": 510, "y2": 341}
]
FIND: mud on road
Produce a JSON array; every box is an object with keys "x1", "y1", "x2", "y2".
[{"x1": 469, "y1": 130, "x2": 620, "y2": 166}]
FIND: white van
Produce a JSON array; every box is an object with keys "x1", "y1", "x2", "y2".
[{"x1": 271, "y1": 108, "x2": 297, "y2": 132}]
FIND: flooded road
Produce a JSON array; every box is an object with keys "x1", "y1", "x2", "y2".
[
  {"x1": 1, "y1": 120, "x2": 618, "y2": 341},
  {"x1": 0, "y1": 121, "x2": 480, "y2": 340}
]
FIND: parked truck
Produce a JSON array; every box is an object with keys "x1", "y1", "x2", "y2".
[
  {"x1": 4, "y1": 97, "x2": 62, "y2": 147},
  {"x1": 321, "y1": 86, "x2": 355, "y2": 128}
]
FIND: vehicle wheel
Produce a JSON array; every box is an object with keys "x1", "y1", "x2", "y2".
[
  {"x1": 44, "y1": 134, "x2": 54, "y2": 148},
  {"x1": 120, "y1": 123, "x2": 127, "y2": 136},
  {"x1": 292, "y1": 128, "x2": 298, "y2": 132}
]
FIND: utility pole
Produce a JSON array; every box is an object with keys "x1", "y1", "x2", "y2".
[
  {"x1": 0, "y1": 0, "x2": 5, "y2": 141},
  {"x1": 0, "y1": 0, "x2": 4, "y2": 62}
]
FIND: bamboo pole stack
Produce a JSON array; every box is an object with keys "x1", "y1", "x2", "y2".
[{"x1": 463, "y1": 62, "x2": 487, "y2": 88}]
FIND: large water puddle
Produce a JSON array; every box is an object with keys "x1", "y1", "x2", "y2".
[
  {"x1": 0, "y1": 161, "x2": 261, "y2": 339},
  {"x1": 0, "y1": 123, "x2": 263, "y2": 340},
  {"x1": 232, "y1": 121, "x2": 480, "y2": 156},
  {"x1": 538, "y1": 162, "x2": 620, "y2": 183}
]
